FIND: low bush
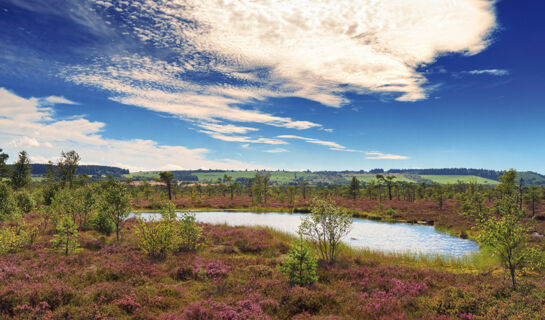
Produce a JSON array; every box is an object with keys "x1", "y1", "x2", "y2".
[
  {"x1": 136, "y1": 217, "x2": 175, "y2": 259},
  {"x1": 15, "y1": 191, "x2": 35, "y2": 214},
  {"x1": 279, "y1": 237, "x2": 317, "y2": 287}
]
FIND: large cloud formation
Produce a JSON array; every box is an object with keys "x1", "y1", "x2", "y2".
[
  {"x1": 67, "y1": 0, "x2": 496, "y2": 137},
  {"x1": 0, "y1": 88, "x2": 271, "y2": 171}
]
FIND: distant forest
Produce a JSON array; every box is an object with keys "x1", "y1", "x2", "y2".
[
  {"x1": 23, "y1": 164, "x2": 129, "y2": 178},
  {"x1": 20, "y1": 164, "x2": 545, "y2": 185}
]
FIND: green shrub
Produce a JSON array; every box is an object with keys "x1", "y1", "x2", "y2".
[
  {"x1": 136, "y1": 217, "x2": 175, "y2": 259},
  {"x1": 386, "y1": 208, "x2": 396, "y2": 216},
  {"x1": 278, "y1": 237, "x2": 318, "y2": 287},
  {"x1": 177, "y1": 211, "x2": 203, "y2": 252},
  {"x1": 93, "y1": 210, "x2": 115, "y2": 235},
  {"x1": 0, "y1": 225, "x2": 31, "y2": 254},
  {"x1": 0, "y1": 183, "x2": 18, "y2": 221},
  {"x1": 15, "y1": 191, "x2": 35, "y2": 214},
  {"x1": 51, "y1": 215, "x2": 81, "y2": 256},
  {"x1": 41, "y1": 183, "x2": 60, "y2": 206}
]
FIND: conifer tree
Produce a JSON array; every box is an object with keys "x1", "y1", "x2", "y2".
[{"x1": 51, "y1": 215, "x2": 80, "y2": 256}]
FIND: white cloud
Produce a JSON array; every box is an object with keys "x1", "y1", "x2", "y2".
[
  {"x1": 87, "y1": 0, "x2": 496, "y2": 104},
  {"x1": 197, "y1": 122, "x2": 259, "y2": 135},
  {"x1": 467, "y1": 69, "x2": 509, "y2": 76},
  {"x1": 365, "y1": 151, "x2": 408, "y2": 160},
  {"x1": 0, "y1": 88, "x2": 271, "y2": 171},
  {"x1": 66, "y1": 54, "x2": 321, "y2": 131},
  {"x1": 277, "y1": 134, "x2": 351, "y2": 151},
  {"x1": 200, "y1": 131, "x2": 287, "y2": 145},
  {"x1": 264, "y1": 148, "x2": 289, "y2": 153},
  {"x1": 40, "y1": 96, "x2": 78, "y2": 105}
]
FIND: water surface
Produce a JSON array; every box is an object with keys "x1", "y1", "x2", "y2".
[{"x1": 136, "y1": 211, "x2": 479, "y2": 258}]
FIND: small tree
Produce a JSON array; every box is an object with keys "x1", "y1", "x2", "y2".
[
  {"x1": 10, "y1": 151, "x2": 32, "y2": 190},
  {"x1": 51, "y1": 215, "x2": 80, "y2": 256},
  {"x1": 136, "y1": 216, "x2": 175, "y2": 259},
  {"x1": 15, "y1": 191, "x2": 35, "y2": 214},
  {"x1": 159, "y1": 171, "x2": 174, "y2": 201},
  {"x1": 279, "y1": 235, "x2": 317, "y2": 286},
  {"x1": 476, "y1": 195, "x2": 531, "y2": 290},
  {"x1": 348, "y1": 176, "x2": 360, "y2": 200},
  {"x1": 298, "y1": 198, "x2": 353, "y2": 263},
  {"x1": 0, "y1": 148, "x2": 9, "y2": 178},
  {"x1": 177, "y1": 211, "x2": 203, "y2": 252},
  {"x1": 0, "y1": 183, "x2": 19, "y2": 222},
  {"x1": 102, "y1": 180, "x2": 131, "y2": 241},
  {"x1": 524, "y1": 186, "x2": 542, "y2": 217},
  {"x1": 58, "y1": 150, "x2": 80, "y2": 189},
  {"x1": 93, "y1": 210, "x2": 115, "y2": 235}
]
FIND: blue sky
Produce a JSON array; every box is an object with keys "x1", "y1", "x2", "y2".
[{"x1": 1, "y1": 0, "x2": 544, "y2": 172}]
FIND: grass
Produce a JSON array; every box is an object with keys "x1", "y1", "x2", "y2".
[
  {"x1": 2, "y1": 212, "x2": 544, "y2": 319},
  {"x1": 419, "y1": 175, "x2": 499, "y2": 185},
  {"x1": 346, "y1": 173, "x2": 416, "y2": 183}
]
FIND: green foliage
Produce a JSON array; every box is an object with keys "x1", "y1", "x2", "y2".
[
  {"x1": 177, "y1": 211, "x2": 203, "y2": 252},
  {"x1": 15, "y1": 191, "x2": 35, "y2": 214},
  {"x1": 497, "y1": 169, "x2": 518, "y2": 197},
  {"x1": 50, "y1": 188, "x2": 81, "y2": 224},
  {"x1": 160, "y1": 201, "x2": 177, "y2": 221},
  {"x1": 279, "y1": 236, "x2": 318, "y2": 286},
  {"x1": 0, "y1": 182, "x2": 19, "y2": 221},
  {"x1": 0, "y1": 148, "x2": 9, "y2": 178},
  {"x1": 159, "y1": 171, "x2": 174, "y2": 200},
  {"x1": 10, "y1": 151, "x2": 32, "y2": 190},
  {"x1": 476, "y1": 195, "x2": 532, "y2": 290},
  {"x1": 93, "y1": 210, "x2": 115, "y2": 235},
  {"x1": 57, "y1": 150, "x2": 80, "y2": 189},
  {"x1": 348, "y1": 176, "x2": 360, "y2": 200},
  {"x1": 41, "y1": 182, "x2": 60, "y2": 206},
  {"x1": 136, "y1": 216, "x2": 175, "y2": 259},
  {"x1": 299, "y1": 198, "x2": 353, "y2": 262},
  {"x1": 0, "y1": 223, "x2": 34, "y2": 254},
  {"x1": 101, "y1": 180, "x2": 131, "y2": 241},
  {"x1": 51, "y1": 215, "x2": 81, "y2": 256},
  {"x1": 461, "y1": 183, "x2": 488, "y2": 217}
]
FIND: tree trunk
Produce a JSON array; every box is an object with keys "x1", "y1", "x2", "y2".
[
  {"x1": 116, "y1": 223, "x2": 120, "y2": 241},
  {"x1": 510, "y1": 266, "x2": 517, "y2": 290}
]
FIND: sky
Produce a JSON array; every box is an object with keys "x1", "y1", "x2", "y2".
[{"x1": 1, "y1": 0, "x2": 544, "y2": 173}]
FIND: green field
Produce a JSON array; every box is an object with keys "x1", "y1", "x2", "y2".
[
  {"x1": 123, "y1": 171, "x2": 505, "y2": 185},
  {"x1": 193, "y1": 171, "x2": 319, "y2": 184},
  {"x1": 419, "y1": 175, "x2": 498, "y2": 185},
  {"x1": 347, "y1": 173, "x2": 416, "y2": 184}
]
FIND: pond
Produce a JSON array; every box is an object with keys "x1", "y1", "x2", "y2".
[{"x1": 136, "y1": 211, "x2": 479, "y2": 258}]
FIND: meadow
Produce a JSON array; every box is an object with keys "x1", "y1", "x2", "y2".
[
  {"x1": 1, "y1": 215, "x2": 544, "y2": 320},
  {"x1": 2, "y1": 151, "x2": 545, "y2": 319}
]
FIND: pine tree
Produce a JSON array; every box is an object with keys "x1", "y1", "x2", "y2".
[
  {"x1": 10, "y1": 151, "x2": 32, "y2": 190},
  {"x1": 51, "y1": 215, "x2": 80, "y2": 256},
  {"x1": 279, "y1": 235, "x2": 318, "y2": 286}
]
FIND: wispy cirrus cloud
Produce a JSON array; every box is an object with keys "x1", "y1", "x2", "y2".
[
  {"x1": 365, "y1": 151, "x2": 408, "y2": 160},
  {"x1": 467, "y1": 69, "x2": 509, "y2": 76},
  {"x1": 0, "y1": 88, "x2": 272, "y2": 171},
  {"x1": 264, "y1": 148, "x2": 289, "y2": 153}
]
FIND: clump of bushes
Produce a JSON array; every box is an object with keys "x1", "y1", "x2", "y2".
[
  {"x1": 93, "y1": 210, "x2": 115, "y2": 235},
  {"x1": 0, "y1": 225, "x2": 30, "y2": 254},
  {"x1": 15, "y1": 191, "x2": 35, "y2": 214},
  {"x1": 178, "y1": 211, "x2": 203, "y2": 252},
  {"x1": 136, "y1": 202, "x2": 204, "y2": 259},
  {"x1": 136, "y1": 216, "x2": 175, "y2": 259},
  {"x1": 0, "y1": 183, "x2": 19, "y2": 222}
]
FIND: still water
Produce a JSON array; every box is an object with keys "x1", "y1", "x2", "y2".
[{"x1": 136, "y1": 211, "x2": 479, "y2": 258}]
